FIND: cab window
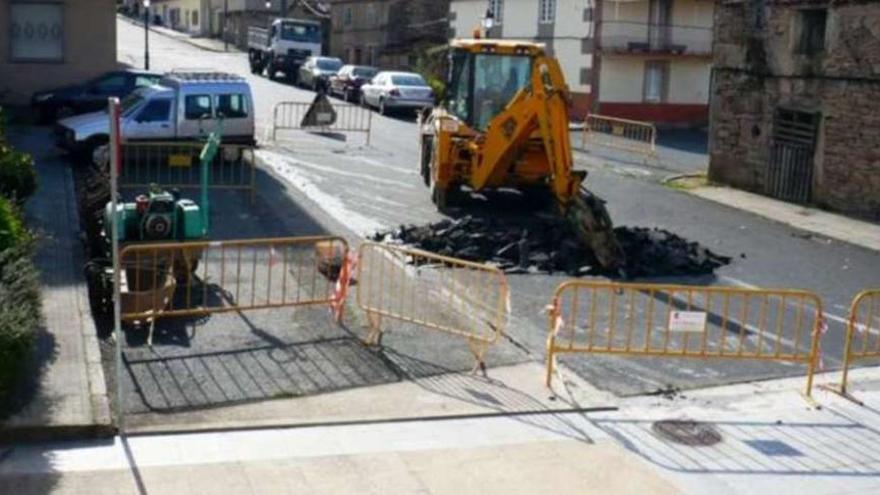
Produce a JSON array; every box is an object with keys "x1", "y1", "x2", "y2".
[
  {"x1": 185, "y1": 95, "x2": 213, "y2": 120},
  {"x1": 136, "y1": 99, "x2": 172, "y2": 122},
  {"x1": 215, "y1": 94, "x2": 248, "y2": 119}
]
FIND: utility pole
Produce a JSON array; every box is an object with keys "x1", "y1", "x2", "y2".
[
  {"x1": 143, "y1": 0, "x2": 151, "y2": 70},
  {"x1": 224, "y1": 0, "x2": 229, "y2": 52}
]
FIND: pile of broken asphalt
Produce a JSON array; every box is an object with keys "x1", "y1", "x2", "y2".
[{"x1": 371, "y1": 214, "x2": 732, "y2": 278}]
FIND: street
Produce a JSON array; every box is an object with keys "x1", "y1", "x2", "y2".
[{"x1": 115, "y1": 18, "x2": 880, "y2": 397}]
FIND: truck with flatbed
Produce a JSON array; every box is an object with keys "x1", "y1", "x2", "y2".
[{"x1": 248, "y1": 18, "x2": 323, "y2": 81}]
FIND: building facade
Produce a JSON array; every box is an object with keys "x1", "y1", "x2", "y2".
[
  {"x1": 0, "y1": 0, "x2": 118, "y2": 105},
  {"x1": 449, "y1": 0, "x2": 597, "y2": 119},
  {"x1": 594, "y1": 0, "x2": 713, "y2": 125},
  {"x1": 708, "y1": 0, "x2": 880, "y2": 220},
  {"x1": 329, "y1": 0, "x2": 450, "y2": 70}
]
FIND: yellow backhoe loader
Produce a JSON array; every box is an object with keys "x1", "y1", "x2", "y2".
[{"x1": 419, "y1": 39, "x2": 624, "y2": 270}]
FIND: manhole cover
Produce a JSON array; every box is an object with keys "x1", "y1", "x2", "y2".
[{"x1": 651, "y1": 420, "x2": 722, "y2": 446}]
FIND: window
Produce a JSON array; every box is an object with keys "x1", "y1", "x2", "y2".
[
  {"x1": 539, "y1": 0, "x2": 556, "y2": 23},
  {"x1": 489, "y1": 0, "x2": 504, "y2": 24},
  {"x1": 281, "y1": 22, "x2": 320, "y2": 43},
  {"x1": 185, "y1": 95, "x2": 213, "y2": 120},
  {"x1": 643, "y1": 61, "x2": 668, "y2": 103},
  {"x1": 215, "y1": 94, "x2": 248, "y2": 119},
  {"x1": 344, "y1": 7, "x2": 352, "y2": 26},
  {"x1": 136, "y1": 100, "x2": 172, "y2": 123},
  {"x1": 9, "y1": 3, "x2": 64, "y2": 62},
  {"x1": 135, "y1": 75, "x2": 161, "y2": 88},
  {"x1": 92, "y1": 75, "x2": 127, "y2": 95},
  {"x1": 797, "y1": 9, "x2": 827, "y2": 55},
  {"x1": 392, "y1": 75, "x2": 426, "y2": 87},
  {"x1": 192, "y1": 10, "x2": 198, "y2": 26}
]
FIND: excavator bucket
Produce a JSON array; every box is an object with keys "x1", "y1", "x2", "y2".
[
  {"x1": 301, "y1": 92, "x2": 337, "y2": 128},
  {"x1": 566, "y1": 189, "x2": 626, "y2": 272}
]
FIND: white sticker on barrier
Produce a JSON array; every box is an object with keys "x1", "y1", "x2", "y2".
[{"x1": 669, "y1": 311, "x2": 708, "y2": 333}]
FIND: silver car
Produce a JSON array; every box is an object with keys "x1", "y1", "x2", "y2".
[{"x1": 360, "y1": 72, "x2": 434, "y2": 115}]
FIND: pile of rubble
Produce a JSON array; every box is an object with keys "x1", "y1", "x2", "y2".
[{"x1": 370, "y1": 215, "x2": 732, "y2": 278}]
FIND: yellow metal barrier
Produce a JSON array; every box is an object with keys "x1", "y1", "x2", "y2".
[
  {"x1": 119, "y1": 142, "x2": 257, "y2": 203},
  {"x1": 118, "y1": 236, "x2": 348, "y2": 342},
  {"x1": 546, "y1": 281, "x2": 824, "y2": 397},
  {"x1": 355, "y1": 242, "x2": 509, "y2": 371},
  {"x1": 836, "y1": 289, "x2": 880, "y2": 399},
  {"x1": 271, "y1": 101, "x2": 373, "y2": 145},
  {"x1": 581, "y1": 114, "x2": 657, "y2": 158}
]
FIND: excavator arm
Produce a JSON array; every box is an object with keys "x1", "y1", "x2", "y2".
[{"x1": 467, "y1": 55, "x2": 624, "y2": 270}]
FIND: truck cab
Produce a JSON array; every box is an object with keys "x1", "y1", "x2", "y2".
[
  {"x1": 248, "y1": 18, "x2": 322, "y2": 81},
  {"x1": 55, "y1": 71, "x2": 255, "y2": 157}
]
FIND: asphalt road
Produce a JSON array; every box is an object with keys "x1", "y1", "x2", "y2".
[{"x1": 115, "y1": 19, "x2": 880, "y2": 399}]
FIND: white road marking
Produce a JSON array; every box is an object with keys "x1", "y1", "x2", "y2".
[
  {"x1": 275, "y1": 155, "x2": 415, "y2": 188},
  {"x1": 258, "y1": 151, "x2": 386, "y2": 235}
]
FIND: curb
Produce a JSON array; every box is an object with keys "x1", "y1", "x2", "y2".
[{"x1": 0, "y1": 424, "x2": 117, "y2": 444}]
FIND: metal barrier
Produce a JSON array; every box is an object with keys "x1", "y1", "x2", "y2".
[
  {"x1": 118, "y1": 236, "x2": 348, "y2": 343},
  {"x1": 271, "y1": 101, "x2": 372, "y2": 145},
  {"x1": 355, "y1": 242, "x2": 509, "y2": 371},
  {"x1": 546, "y1": 281, "x2": 824, "y2": 396},
  {"x1": 836, "y1": 290, "x2": 880, "y2": 399},
  {"x1": 120, "y1": 141, "x2": 257, "y2": 202},
  {"x1": 581, "y1": 114, "x2": 657, "y2": 158}
]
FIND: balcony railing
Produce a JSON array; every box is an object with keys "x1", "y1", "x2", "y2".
[{"x1": 599, "y1": 21, "x2": 713, "y2": 56}]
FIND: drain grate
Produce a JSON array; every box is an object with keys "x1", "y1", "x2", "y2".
[{"x1": 651, "y1": 420, "x2": 722, "y2": 446}]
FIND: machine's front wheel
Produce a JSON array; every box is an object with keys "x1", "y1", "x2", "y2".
[{"x1": 420, "y1": 135, "x2": 434, "y2": 187}]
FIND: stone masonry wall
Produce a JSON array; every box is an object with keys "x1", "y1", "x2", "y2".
[{"x1": 709, "y1": 0, "x2": 880, "y2": 220}]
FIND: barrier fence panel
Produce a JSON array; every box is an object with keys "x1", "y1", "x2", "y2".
[
  {"x1": 546, "y1": 281, "x2": 824, "y2": 396},
  {"x1": 118, "y1": 236, "x2": 348, "y2": 343},
  {"x1": 119, "y1": 141, "x2": 257, "y2": 202},
  {"x1": 271, "y1": 101, "x2": 373, "y2": 145},
  {"x1": 581, "y1": 114, "x2": 657, "y2": 158},
  {"x1": 837, "y1": 289, "x2": 880, "y2": 398},
  {"x1": 355, "y1": 242, "x2": 509, "y2": 370}
]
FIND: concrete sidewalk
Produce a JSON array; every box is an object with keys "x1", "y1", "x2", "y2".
[
  {"x1": 118, "y1": 15, "x2": 239, "y2": 54},
  {"x1": 5, "y1": 363, "x2": 880, "y2": 493},
  {"x1": 0, "y1": 127, "x2": 111, "y2": 441},
  {"x1": 689, "y1": 186, "x2": 880, "y2": 253}
]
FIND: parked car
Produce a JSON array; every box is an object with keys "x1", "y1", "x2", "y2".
[
  {"x1": 360, "y1": 72, "x2": 434, "y2": 115},
  {"x1": 55, "y1": 71, "x2": 255, "y2": 158},
  {"x1": 329, "y1": 65, "x2": 379, "y2": 102},
  {"x1": 32, "y1": 69, "x2": 163, "y2": 123},
  {"x1": 298, "y1": 56, "x2": 344, "y2": 92}
]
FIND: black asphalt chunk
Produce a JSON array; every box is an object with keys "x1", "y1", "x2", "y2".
[{"x1": 370, "y1": 214, "x2": 732, "y2": 279}]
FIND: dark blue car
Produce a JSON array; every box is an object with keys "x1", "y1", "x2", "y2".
[{"x1": 32, "y1": 69, "x2": 162, "y2": 123}]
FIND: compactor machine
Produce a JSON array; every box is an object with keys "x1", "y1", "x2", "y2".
[{"x1": 419, "y1": 39, "x2": 623, "y2": 269}]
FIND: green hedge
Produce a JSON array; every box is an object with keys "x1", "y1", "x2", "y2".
[
  {"x1": 0, "y1": 146, "x2": 37, "y2": 202},
  {"x1": 0, "y1": 197, "x2": 24, "y2": 253},
  {"x1": 0, "y1": 246, "x2": 40, "y2": 413}
]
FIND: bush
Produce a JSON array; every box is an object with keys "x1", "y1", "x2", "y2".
[
  {"x1": 0, "y1": 146, "x2": 38, "y2": 202},
  {"x1": 0, "y1": 246, "x2": 40, "y2": 413},
  {"x1": 0, "y1": 197, "x2": 24, "y2": 252}
]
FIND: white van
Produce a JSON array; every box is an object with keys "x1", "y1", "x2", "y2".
[{"x1": 56, "y1": 71, "x2": 255, "y2": 156}]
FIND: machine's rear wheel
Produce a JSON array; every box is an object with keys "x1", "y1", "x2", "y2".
[{"x1": 420, "y1": 135, "x2": 434, "y2": 187}]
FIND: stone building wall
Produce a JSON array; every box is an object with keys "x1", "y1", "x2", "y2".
[{"x1": 708, "y1": 0, "x2": 880, "y2": 220}]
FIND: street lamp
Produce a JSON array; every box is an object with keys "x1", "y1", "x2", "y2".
[
  {"x1": 482, "y1": 8, "x2": 495, "y2": 34},
  {"x1": 143, "y1": 0, "x2": 150, "y2": 70}
]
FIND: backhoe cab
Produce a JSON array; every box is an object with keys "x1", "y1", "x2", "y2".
[{"x1": 419, "y1": 39, "x2": 624, "y2": 270}]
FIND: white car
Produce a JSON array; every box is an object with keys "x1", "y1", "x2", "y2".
[{"x1": 360, "y1": 72, "x2": 434, "y2": 115}]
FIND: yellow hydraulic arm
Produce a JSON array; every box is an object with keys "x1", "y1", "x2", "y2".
[{"x1": 466, "y1": 55, "x2": 623, "y2": 269}]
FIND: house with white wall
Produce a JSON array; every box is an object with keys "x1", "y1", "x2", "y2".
[
  {"x1": 594, "y1": 0, "x2": 713, "y2": 126},
  {"x1": 449, "y1": 0, "x2": 597, "y2": 119}
]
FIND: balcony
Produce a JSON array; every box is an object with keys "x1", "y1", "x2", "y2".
[{"x1": 599, "y1": 21, "x2": 713, "y2": 57}]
